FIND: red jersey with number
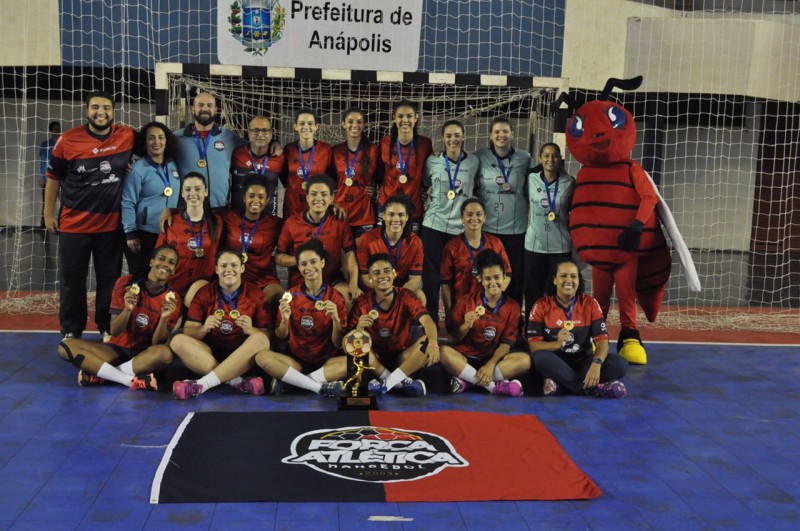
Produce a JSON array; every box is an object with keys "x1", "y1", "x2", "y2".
[
  {"x1": 108, "y1": 275, "x2": 182, "y2": 350},
  {"x1": 220, "y1": 209, "x2": 282, "y2": 288},
  {"x1": 156, "y1": 211, "x2": 222, "y2": 295},
  {"x1": 331, "y1": 142, "x2": 379, "y2": 228},
  {"x1": 280, "y1": 283, "x2": 347, "y2": 364},
  {"x1": 348, "y1": 288, "x2": 427, "y2": 354},
  {"x1": 230, "y1": 144, "x2": 286, "y2": 216},
  {"x1": 187, "y1": 280, "x2": 272, "y2": 353},
  {"x1": 282, "y1": 141, "x2": 333, "y2": 218},
  {"x1": 440, "y1": 233, "x2": 511, "y2": 300},
  {"x1": 356, "y1": 227, "x2": 423, "y2": 286},
  {"x1": 46, "y1": 124, "x2": 135, "y2": 233},
  {"x1": 449, "y1": 291, "x2": 520, "y2": 359},
  {"x1": 276, "y1": 212, "x2": 355, "y2": 286},
  {"x1": 378, "y1": 135, "x2": 433, "y2": 217},
  {"x1": 526, "y1": 294, "x2": 609, "y2": 363}
]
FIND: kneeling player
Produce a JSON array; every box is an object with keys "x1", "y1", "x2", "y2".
[
  {"x1": 349, "y1": 253, "x2": 440, "y2": 397},
  {"x1": 170, "y1": 248, "x2": 271, "y2": 399},
  {"x1": 255, "y1": 239, "x2": 346, "y2": 397},
  {"x1": 440, "y1": 249, "x2": 529, "y2": 396},
  {"x1": 57, "y1": 245, "x2": 181, "y2": 391}
]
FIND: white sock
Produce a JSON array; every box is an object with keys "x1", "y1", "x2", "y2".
[
  {"x1": 385, "y1": 368, "x2": 408, "y2": 390},
  {"x1": 196, "y1": 371, "x2": 221, "y2": 394},
  {"x1": 226, "y1": 376, "x2": 243, "y2": 388},
  {"x1": 493, "y1": 365, "x2": 504, "y2": 380},
  {"x1": 458, "y1": 365, "x2": 494, "y2": 392},
  {"x1": 97, "y1": 362, "x2": 134, "y2": 387},
  {"x1": 379, "y1": 368, "x2": 391, "y2": 380},
  {"x1": 117, "y1": 360, "x2": 134, "y2": 376},
  {"x1": 308, "y1": 367, "x2": 327, "y2": 383},
  {"x1": 282, "y1": 367, "x2": 323, "y2": 393}
]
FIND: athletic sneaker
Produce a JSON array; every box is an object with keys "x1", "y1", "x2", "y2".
[
  {"x1": 492, "y1": 379, "x2": 524, "y2": 397},
  {"x1": 63, "y1": 332, "x2": 81, "y2": 340},
  {"x1": 129, "y1": 373, "x2": 158, "y2": 391},
  {"x1": 594, "y1": 380, "x2": 627, "y2": 398},
  {"x1": 543, "y1": 378, "x2": 559, "y2": 397},
  {"x1": 172, "y1": 380, "x2": 203, "y2": 400},
  {"x1": 77, "y1": 370, "x2": 105, "y2": 387},
  {"x1": 319, "y1": 381, "x2": 344, "y2": 398},
  {"x1": 235, "y1": 376, "x2": 265, "y2": 396},
  {"x1": 401, "y1": 378, "x2": 426, "y2": 397},
  {"x1": 101, "y1": 332, "x2": 112, "y2": 344},
  {"x1": 367, "y1": 379, "x2": 388, "y2": 395},
  {"x1": 449, "y1": 376, "x2": 472, "y2": 394}
]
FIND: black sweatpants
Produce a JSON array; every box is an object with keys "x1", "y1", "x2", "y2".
[
  {"x1": 420, "y1": 225, "x2": 453, "y2": 322},
  {"x1": 123, "y1": 231, "x2": 160, "y2": 279},
  {"x1": 531, "y1": 350, "x2": 628, "y2": 395},
  {"x1": 489, "y1": 232, "x2": 525, "y2": 305}
]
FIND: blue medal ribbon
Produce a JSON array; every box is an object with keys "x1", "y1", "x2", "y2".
[
  {"x1": 345, "y1": 145, "x2": 361, "y2": 180},
  {"x1": 382, "y1": 229, "x2": 402, "y2": 269},
  {"x1": 149, "y1": 158, "x2": 171, "y2": 189},
  {"x1": 395, "y1": 139, "x2": 414, "y2": 176},
  {"x1": 541, "y1": 173, "x2": 560, "y2": 217},
  {"x1": 495, "y1": 154, "x2": 512, "y2": 185},
  {"x1": 481, "y1": 293, "x2": 505, "y2": 314},
  {"x1": 563, "y1": 296, "x2": 577, "y2": 322},
  {"x1": 217, "y1": 287, "x2": 241, "y2": 313},
  {"x1": 372, "y1": 288, "x2": 396, "y2": 312},
  {"x1": 297, "y1": 141, "x2": 317, "y2": 183},
  {"x1": 193, "y1": 130, "x2": 212, "y2": 164},
  {"x1": 308, "y1": 212, "x2": 328, "y2": 240},
  {"x1": 249, "y1": 148, "x2": 268, "y2": 176},
  {"x1": 462, "y1": 234, "x2": 485, "y2": 274},
  {"x1": 302, "y1": 283, "x2": 328, "y2": 303},
  {"x1": 240, "y1": 216, "x2": 261, "y2": 254},
  {"x1": 444, "y1": 153, "x2": 464, "y2": 192},
  {"x1": 184, "y1": 212, "x2": 205, "y2": 254}
]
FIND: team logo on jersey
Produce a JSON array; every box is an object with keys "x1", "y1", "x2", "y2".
[
  {"x1": 300, "y1": 315, "x2": 314, "y2": 330},
  {"x1": 135, "y1": 313, "x2": 149, "y2": 328},
  {"x1": 494, "y1": 176, "x2": 506, "y2": 186},
  {"x1": 99, "y1": 161, "x2": 112, "y2": 174},
  {"x1": 214, "y1": 140, "x2": 225, "y2": 151},
  {"x1": 379, "y1": 328, "x2": 392, "y2": 338},
  {"x1": 454, "y1": 179, "x2": 462, "y2": 188},
  {"x1": 76, "y1": 165, "x2": 86, "y2": 174},
  {"x1": 187, "y1": 237, "x2": 199, "y2": 250},
  {"x1": 171, "y1": 169, "x2": 180, "y2": 178},
  {"x1": 228, "y1": 0, "x2": 286, "y2": 56},
  {"x1": 482, "y1": 327, "x2": 497, "y2": 341},
  {"x1": 219, "y1": 320, "x2": 235, "y2": 334},
  {"x1": 282, "y1": 425, "x2": 468, "y2": 483},
  {"x1": 540, "y1": 198, "x2": 550, "y2": 208}
]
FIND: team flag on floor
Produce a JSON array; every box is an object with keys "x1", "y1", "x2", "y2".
[{"x1": 150, "y1": 410, "x2": 601, "y2": 503}]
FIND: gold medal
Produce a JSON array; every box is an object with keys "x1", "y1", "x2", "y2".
[
  {"x1": 214, "y1": 309, "x2": 225, "y2": 318},
  {"x1": 398, "y1": 175, "x2": 408, "y2": 184},
  {"x1": 194, "y1": 248, "x2": 205, "y2": 258},
  {"x1": 447, "y1": 190, "x2": 456, "y2": 200},
  {"x1": 229, "y1": 310, "x2": 240, "y2": 320},
  {"x1": 241, "y1": 252, "x2": 248, "y2": 264},
  {"x1": 368, "y1": 309, "x2": 379, "y2": 319},
  {"x1": 281, "y1": 292, "x2": 293, "y2": 303},
  {"x1": 197, "y1": 159, "x2": 207, "y2": 168},
  {"x1": 500, "y1": 183, "x2": 512, "y2": 192},
  {"x1": 164, "y1": 186, "x2": 173, "y2": 197},
  {"x1": 475, "y1": 305, "x2": 486, "y2": 316},
  {"x1": 564, "y1": 320, "x2": 574, "y2": 331},
  {"x1": 301, "y1": 182, "x2": 308, "y2": 190},
  {"x1": 345, "y1": 178, "x2": 353, "y2": 187},
  {"x1": 547, "y1": 212, "x2": 556, "y2": 222},
  {"x1": 129, "y1": 284, "x2": 140, "y2": 295},
  {"x1": 165, "y1": 291, "x2": 176, "y2": 302},
  {"x1": 315, "y1": 300, "x2": 325, "y2": 311}
]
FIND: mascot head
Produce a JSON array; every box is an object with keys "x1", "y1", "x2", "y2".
[{"x1": 554, "y1": 76, "x2": 642, "y2": 167}]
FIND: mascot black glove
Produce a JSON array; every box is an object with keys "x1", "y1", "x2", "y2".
[{"x1": 618, "y1": 220, "x2": 644, "y2": 251}]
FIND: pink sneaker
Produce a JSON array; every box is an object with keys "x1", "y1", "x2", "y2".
[
  {"x1": 78, "y1": 371, "x2": 106, "y2": 387},
  {"x1": 492, "y1": 379, "x2": 524, "y2": 397},
  {"x1": 172, "y1": 380, "x2": 203, "y2": 400},
  {"x1": 449, "y1": 376, "x2": 473, "y2": 394},
  {"x1": 594, "y1": 380, "x2": 627, "y2": 398},
  {"x1": 235, "y1": 376, "x2": 265, "y2": 396}
]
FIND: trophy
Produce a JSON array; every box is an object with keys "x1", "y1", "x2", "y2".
[{"x1": 338, "y1": 329, "x2": 379, "y2": 410}]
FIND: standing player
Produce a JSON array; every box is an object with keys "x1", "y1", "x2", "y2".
[
  {"x1": 255, "y1": 239, "x2": 346, "y2": 397},
  {"x1": 349, "y1": 253, "x2": 440, "y2": 397},
  {"x1": 331, "y1": 107, "x2": 379, "y2": 240},
  {"x1": 527, "y1": 260, "x2": 628, "y2": 397},
  {"x1": 356, "y1": 194, "x2": 424, "y2": 302},
  {"x1": 474, "y1": 117, "x2": 532, "y2": 304},
  {"x1": 230, "y1": 115, "x2": 285, "y2": 214},
  {"x1": 440, "y1": 249, "x2": 528, "y2": 397},
  {"x1": 282, "y1": 109, "x2": 333, "y2": 218},
  {"x1": 170, "y1": 249, "x2": 271, "y2": 400},
  {"x1": 421, "y1": 119, "x2": 480, "y2": 321},
  {"x1": 44, "y1": 91, "x2": 135, "y2": 340},
  {"x1": 377, "y1": 100, "x2": 432, "y2": 232},
  {"x1": 56, "y1": 245, "x2": 181, "y2": 391},
  {"x1": 173, "y1": 92, "x2": 245, "y2": 208}
]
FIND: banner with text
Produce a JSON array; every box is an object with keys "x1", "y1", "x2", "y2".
[{"x1": 217, "y1": 0, "x2": 423, "y2": 70}]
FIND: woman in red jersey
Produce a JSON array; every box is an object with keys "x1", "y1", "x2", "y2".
[{"x1": 282, "y1": 108, "x2": 333, "y2": 218}]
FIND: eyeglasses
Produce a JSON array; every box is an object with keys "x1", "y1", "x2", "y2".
[{"x1": 249, "y1": 128, "x2": 273, "y2": 135}]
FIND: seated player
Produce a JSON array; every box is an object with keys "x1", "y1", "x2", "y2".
[
  {"x1": 220, "y1": 173, "x2": 283, "y2": 302},
  {"x1": 56, "y1": 245, "x2": 181, "y2": 391},
  {"x1": 440, "y1": 197, "x2": 511, "y2": 322},
  {"x1": 255, "y1": 239, "x2": 346, "y2": 397},
  {"x1": 355, "y1": 194, "x2": 424, "y2": 303},
  {"x1": 275, "y1": 174, "x2": 361, "y2": 306},
  {"x1": 527, "y1": 260, "x2": 628, "y2": 398},
  {"x1": 440, "y1": 249, "x2": 529, "y2": 397},
  {"x1": 170, "y1": 248, "x2": 271, "y2": 399},
  {"x1": 349, "y1": 253, "x2": 440, "y2": 397}
]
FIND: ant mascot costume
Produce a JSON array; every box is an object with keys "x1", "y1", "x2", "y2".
[{"x1": 553, "y1": 76, "x2": 700, "y2": 365}]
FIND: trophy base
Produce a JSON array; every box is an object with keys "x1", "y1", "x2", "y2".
[{"x1": 338, "y1": 393, "x2": 379, "y2": 411}]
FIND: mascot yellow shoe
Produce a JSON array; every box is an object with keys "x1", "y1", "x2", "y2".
[{"x1": 618, "y1": 329, "x2": 647, "y2": 365}]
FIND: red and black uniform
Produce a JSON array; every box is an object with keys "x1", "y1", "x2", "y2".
[
  {"x1": 220, "y1": 209, "x2": 282, "y2": 289},
  {"x1": 280, "y1": 283, "x2": 347, "y2": 366},
  {"x1": 282, "y1": 141, "x2": 333, "y2": 218},
  {"x1": 348, "y1": 288, "x2": 427, "y2": 356},
  {"x1": 47, "y1": 123, "x2": 135, "y2": 335},
  {"x1": 449, "y1": 292, "x2": 521, "y2": 359},
  {"x1": 276, "y1": 212, "x2": 355, "y2": 286},
  {"x1": 378, "y1": 135, "x2": 432, "y2": 224},
  {"x1": 108, "y1": 275, "x2": 182, "y2": 351},
  {"x1": 440, "y1": 233, "x2": 511, "y2": 301},
  {"x1": 330, "y1": 142, "x2": 379, "y2": 229},
  {"x1": 526, "y1": 294, "x2": 608, "y2": 363},
  {"x1": 156, "y1": 211, "x2": 222, "y2": 295},
  {"x1": 230, "y1": 144, "x2": 285, "y2": 215},
  {"x1": 356, "y1": 227, "x2": 423, "y2": 287},
  {"x1": 187, "y1": 280, "x2": 272, "y2": 359}
]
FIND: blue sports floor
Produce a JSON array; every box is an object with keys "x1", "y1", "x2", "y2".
[{"x1": 0, "y1": 331, "x2": 798, "y2": 530}]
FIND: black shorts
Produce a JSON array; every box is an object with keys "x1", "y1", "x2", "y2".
[{"x1": 108, "y1": 344, "x2": 146, "y2": 361}]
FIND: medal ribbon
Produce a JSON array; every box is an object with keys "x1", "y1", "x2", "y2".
[
  {"x1": 481, "y1": 293, "x2": 505, "y2": 314},
  {"x1": 194, "y1": 130, "x2": 212, "y2": 164},
  {"x1": 372, "y1": 288, "x2": 396, "y2": 312},
  {"x1": 240, "y1": 216, "x2": 261, "y2": 254},
  {"x1": 184, "y1": 213, "x2": 205, "y2": 254},
  {"x1": 297, "y1": 142, "x2": 317, "y2": 183},
  {"x1": 541, "y1": 173, "x2": 560, "y2": 217},
  {"x1": 345, "y1": 145, "x2": 361, "y2": 180},
  {"x1": 382, "y1": 230, "x2": 402, "y2": 269},
  {"x1": 495, "y1": 154, "x2": 512, "y2": 184},
  {"x1": 444, "y1": 153, "x2": 463, "y2": 192},
  {"x1": 217, "y1": 287, "x2": 241, "y2": 313},
  {"x1": 249, "y1": 148, "x2": 269, "y2": 176},
  {"x1": 310, "y1": 212, "x2": 328, "y2": 240},
  {"x1": 395, "y1": 139, "x2": 414, "y2": 176},
  {"x1": 563, "y1": 296, "x2": 577, "y2": 323},
  {"x1": 302, "y1": 284, "x2": 327, "y2": 303},
  {"x1": 462, "y1": 234, "x2": 485, "y2": 267},
  {"x1": 149, "y1": 158, "x2": 171, "y2": 189}
]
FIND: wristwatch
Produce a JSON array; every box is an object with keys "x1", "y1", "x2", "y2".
[{"x1": 592, "y1": 356, "x2": 603, "y2": 365}]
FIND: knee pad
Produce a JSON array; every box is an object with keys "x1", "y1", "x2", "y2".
[{"x1": 58, "y1": 341, "x2": 85, "y2": 369}]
